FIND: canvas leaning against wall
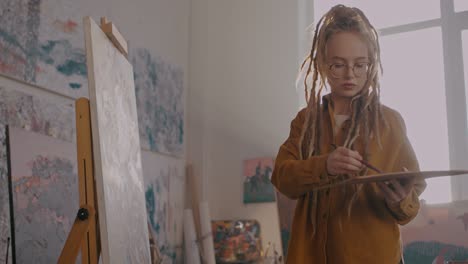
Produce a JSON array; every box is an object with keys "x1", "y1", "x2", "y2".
[
  {"x1": 8, "y1": 127, "x2": 78, "y2": 264},
  {"x1": 243, "y1": 158, "x2": 276, "y2": 204},
  {"x1": 142, "y1": 150, "x2": 186, "y2": 264}
]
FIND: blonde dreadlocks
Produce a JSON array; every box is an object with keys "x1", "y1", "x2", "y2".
[{"x1": 298, "y1": 4, "x2": 385, "y2": 235}]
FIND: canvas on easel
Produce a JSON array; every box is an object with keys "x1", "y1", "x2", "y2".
[{"x1": 83, "y1": 16, "x2": 150, "y2": 263}]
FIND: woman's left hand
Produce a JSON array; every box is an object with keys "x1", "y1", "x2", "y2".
[{"x1": 377, "y1": 167, "x2": 416, "y2": 206}]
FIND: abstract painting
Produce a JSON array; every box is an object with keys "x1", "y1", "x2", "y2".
[
  {"x1": 243, "y1": 158, "x2": 276, "y2": 203},
  {"x1": 401, "y1": 200, "x2": 468, "y2": 263},
  {"x1": 0, "y1": 125, "x2": 12, "y2": 264},
  {"x1": 0, "y1": 0, "x2": 186, "y2": 156},
  {"x1": 0, "y1": 0, "x2": 87, "y2": 98},
  {"x1": 276, "y1": 191, "x2": 296, "y2": 258},
  {"x1": 0, "y1": 86, "x2": 75, "y2": 143},
  {"x1": 84, "y1": 16, "x2": 150, "y2": 263},
  {"x1": 9, "y1": 126, "x2": 78, "y2": 264},
  {"x1": 212, "y1": 220, "x2": 262, "y2": 263},
  {"x1": 131, "y1": 48, "x2": 185, "y2": 157},
  {"x1": 142, "y1": 150, "x2": 186, "y2": 264}
]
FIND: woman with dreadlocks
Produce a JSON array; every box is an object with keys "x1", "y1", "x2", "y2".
[{"x1": 271, "y1": 5, "x2": 426, "y2": 264}]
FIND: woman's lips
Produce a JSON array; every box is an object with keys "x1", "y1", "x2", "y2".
[{"x1": 342, "y1": 83, "x2": 356, "y2": 89}]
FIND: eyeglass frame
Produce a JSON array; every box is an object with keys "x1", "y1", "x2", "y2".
[{"x1": 327, "y1": 61, "x2": 372, "y2": 78}]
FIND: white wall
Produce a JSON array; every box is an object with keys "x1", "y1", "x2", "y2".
[{"x1": 189, "y1": 0, "x2": 301, "y2": 255}]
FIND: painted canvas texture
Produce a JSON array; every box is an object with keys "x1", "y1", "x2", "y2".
[
  {"x1": 0, "y1": 86, "x2": 75, "y2": 143},
  {"x1": 401, "y1": 200, "x2": 468, "y2": 263},
  {"x1": 0, "y1": 0, "x2": 87, "y2": 97},
  {"x1": 243, "y1": 158, "x2": 276, "y2": 203},
  {"x1": 142, "y1": 150, "x2": 186, "y2": 263},
  {"x1": 9, "y1": 127, "x2": 78, "y2": 263},
  {"x1": 84, "y1": 16, "x2": 150, "y2": 263},
  {"x1": 131, "y1": 48, "x2": 184, "y2": 157},
  {"x1": 0, "y1": 0, "x2": 185, "y2": 156},
  {"x1": 212, "y1": 220, "x2": 262, "y2": 263}
]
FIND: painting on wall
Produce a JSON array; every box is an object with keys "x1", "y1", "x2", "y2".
[
  {"x1": 85, "y1": 16, "x2": 150, "y2": 263},
  {"x1": 0, "y1": 0, "x2": 186, "y2": 157},
  {"x1": 0, "y1": 0, "x2": 88, "y2": 98},
  {"x1": 212, "y1": 220, "x2": 262, "y2": 263},
  {"x1": 0, "y1": 86, "x2": 75, "y2": 143},
  {"x1": 276, "y1": 191, "x2": 296, "y2": 259},
  {"x1": 401, "y1": 200, "x2": 468, "y2": 263},
  {"x1": 0, "y1": 124, "x2": 12, "y2": 264},
  {"x1": 142, "y1": 150, "x2": 186, "y2": 264},
  {"x1": 131, "y1": 48, "x2": 185, "y2": 157},
  {"x1": 243, "y1": 158, "x2": 276, "y2": 204},
  {"x1": 9, "y1": 126, "x2": 78, "y2": 264}
]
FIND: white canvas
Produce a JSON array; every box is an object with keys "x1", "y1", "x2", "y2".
[{"x1": 84, "y1": 17, "x2": 150, "y2": 263}]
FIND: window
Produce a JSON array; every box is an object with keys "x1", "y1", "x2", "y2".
[
  {"x1": 454, "y1": 0, "x2": 468, "y2": 12},
  {"x1": 464, "y1": 31, "x2": 468, "y2": 124},
  {"x1": 314, "y1": 0, "x2": 440, "y2": 29},
  {"x1": 380, "y1": 28, "x2": 450, "y2": 203}
]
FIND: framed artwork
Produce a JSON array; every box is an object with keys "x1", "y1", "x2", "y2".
[{"x1": 243, "y1": 158, "x2": 276, "y2": 204}]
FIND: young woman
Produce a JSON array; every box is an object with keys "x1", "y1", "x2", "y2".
[{"x1": 271, "y1": 5, "x2": 426, "y2": 263}]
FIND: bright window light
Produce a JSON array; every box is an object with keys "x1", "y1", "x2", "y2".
[
  {"x1": 314, "y1": 0, "x2": 440, "y2": 29},
  {"x1": 379, "y1": 27, "x2": 451, "y2": 204},
  {"x1": 454, "y1": 0, "x2": 468, "y2": 12}
]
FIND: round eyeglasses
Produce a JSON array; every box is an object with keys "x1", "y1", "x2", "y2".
[{"x1": 328, "y1": 62, "x2": 371, "y2": 78}]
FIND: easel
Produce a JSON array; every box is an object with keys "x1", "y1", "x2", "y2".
[
  {"x1": 58, "y1": 98, "x2": 100, "y2": 264},
  {"x1": 57, "y1": 17, "x2": 135, "y2": 264}
]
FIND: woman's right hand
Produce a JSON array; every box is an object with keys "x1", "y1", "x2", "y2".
[{"x1": 326, "y1": 146, "x2": 363, "y2": 176}]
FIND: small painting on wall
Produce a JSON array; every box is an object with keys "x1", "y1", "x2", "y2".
[{"x1": 243, "y1": 158, "x2": 276, "y2": 204}]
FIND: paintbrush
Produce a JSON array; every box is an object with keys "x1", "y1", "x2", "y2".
[
  {"x1": 330, "y1": 144, "x2": 382, "y2": 174},
  {"x1": 360, "y1": 159, "x2": 382, "y2": 174}
]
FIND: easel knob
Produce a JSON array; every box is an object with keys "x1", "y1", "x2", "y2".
[{"x1": 78, "y1": 208, "x2": 90, "y2": 220}]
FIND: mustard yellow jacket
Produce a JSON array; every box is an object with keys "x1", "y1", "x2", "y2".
[{"x1": 272, "y1": 96, "x2": 426, "y2": 264}]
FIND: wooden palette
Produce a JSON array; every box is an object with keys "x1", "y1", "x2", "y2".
[{"x1": 314, "y1": 170, "x2": 468, "y2": 190}]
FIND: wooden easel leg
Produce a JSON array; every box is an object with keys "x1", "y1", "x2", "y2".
[
  {"x1": 75, "y1": 98, "x2": 101, "y2": 264},
  {"x1": 58, "y1": 206, "x2": 95, "y2": 264}
]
